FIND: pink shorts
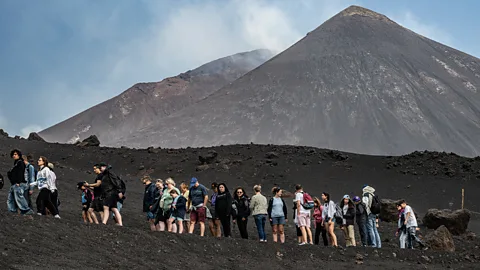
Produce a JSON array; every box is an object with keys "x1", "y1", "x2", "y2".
[{"x1": 297, "y1": 213, "x2": 311, "y2": 227}]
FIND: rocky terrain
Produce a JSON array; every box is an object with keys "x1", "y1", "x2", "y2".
[
  {"x1": 113, "y1": 5, "x2": 480, "y2": 157},
  {"x1": 38, "y1": 49, "x2": 274, "y2": 145},
  {"x1": 1, "y1": 134, "x2": 479, "y2": 269}
]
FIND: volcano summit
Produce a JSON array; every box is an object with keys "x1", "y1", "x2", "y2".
[{"x1": 112, "y1": 6, "x2": 480, "y2": 157}]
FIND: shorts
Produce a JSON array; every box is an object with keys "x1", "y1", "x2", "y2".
[
  {"x1": 209, "y1": 207, "x2": 218, "y2": 220},
  {"x1": 91, "y1": 198, "x2": 104, "y2": 212},
  {"x1": 102, "y1": 193, "x2": 119, "y2": 209},
  {"x1": 82, "y1": 203, "x2": 90, "y2": 212},
  {"x1": 147, "y1": 211, "x2": 155, "y2": 220},
  {"x1": 297, "y1": 213, "x2": 311, "y2": 227},
  {"x1": 190, "y1": 207, "x2": 206, "y2": 223},
  {"x1": 271, "y1": 216, "x2": 286, "y2": 225},
  {"x1": 170, "y1": 214, "x2": 184, "y2": 222}
]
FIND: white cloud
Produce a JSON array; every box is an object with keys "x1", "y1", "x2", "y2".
[{"x1": 21, "y1": 125, "x2": 43, "y2": 138}]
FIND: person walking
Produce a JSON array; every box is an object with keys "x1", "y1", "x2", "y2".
[
  {"x1": 187, "y1": 177, "x2": 209, "y2": 236},
  {"x1": 250, "y1": 185, "x2": 268, "y2": 242},
  {"x1": 340, "y1": 195, "x2": 356, "y2": 247},
  {"x1": 267, "y1": 187, "x2": 288, "y2": 243},
  {"x1": 294, "y1": 184, "x2": 313, "y2": 245},
  {"x1": 353, "y1": 196, "x2": 368, "y2": 247},
  {"x1": 7, "y1": 149, "x2": 34, "y2": 216},
  {"x1": 399, "y1": 200, "x2": 426, "y2": 249},
  {"x1": 30, "y1": 156, "x2": 60, "y2": 218},
  {"x1": 313, "y1": 197, "x2": 328, "y2": 246},
  {"x1": 142, "y1": 176, "x2": 159, "y2": 231},
  {"x1": 321, "y1": 192, "x2": 338, "y2": 247},
  {"x1": 362, "y1": 185, "x2": 381, "y2": 248},
  {"x1": 233, "y1": 187, "x2": 250, "y2": 239},
  {"x1": 215, "y1": 183, "x2": 233, "y2": 237}
]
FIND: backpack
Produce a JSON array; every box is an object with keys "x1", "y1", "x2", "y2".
[
  {"x1": 333, "y1": 202, "x2": 343, "y2": 221},
  {"x1": 0, "y1": 173, "x2": 4, "y2": 189},
  {"x1": 105, "y1": 169, "x2": 126, "y2": 194},
  {"x1": 364, "y1": 192, "x2": 381, "y2": 215},
  {"x1": 301, "y1": 192, "x2": 315, "y2": 209}
]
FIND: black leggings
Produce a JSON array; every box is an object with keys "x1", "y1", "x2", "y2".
[
  {"x1": 236, "y1": 217, "x2": 248, "y2": 239},
  {"x1": 219, "y1": 215, "x2": 231, "y2": 237},
  {"x1": 36, "y1": 189, "x2": 58, "y2": 216},
  {"x1": 314, "y1": 222, "x2": 328, "y2": 246}
]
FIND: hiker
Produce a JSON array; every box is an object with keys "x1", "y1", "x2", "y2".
[
  {"x1": 399, "y1": 200, "x2": 426, "y2": 249},
  {"x1": 142, "y1": 175, "x2": 159, "y2": 231},
  {"x1": 97, "y1": 163, "x2": 123, "y2": 226},
  {"x1": 187, "y1": 177, "x2": 209, "y2": 236},
  {"x1": 340, "y1": 195, "x2": 356, "y2": 247},
  {"x1": 362, "y1": 185, "x2": 381, "y2": 248},
  {"x1": 47, "y1": 162, "x2": 60, "y2": 215},
  {"x1": 313, "y1": 197, "x2": 328, "y2": 246},
  {"x1": 161, "y1": 178, "x2": 180, "y2": 232},
  {"x1": 294, "y1": 184, "x2": 313, "y2": 245},
  {"x1": 168, "y1": 188, "x2": 187, "y2": 234},
  {"x1": 321, "y1": 192, "x2": 337, "y2": 247},
  {"x1": 77, "y1": 182, "x2": 95, "y2": 223},
  {"x1": 84, "y1": 164, "x2": 104, "y2": 223},
  {"x1": 232, "y1": 187, "x2": 250, "y2": 239},
  {"x1": 23, "y1": 155, "x2": 36, "y2": 209},
  {"x1": 180, "y1": 182, "x2": 191, "y2": 231},
  {"x1": 353, "y1": 196, "x2": 368, "y2": 247},
  {"x1": 250, "y1": 184, "x2": 268, "y2": 243},
  {"x1": 215, "y1": 183, "x2": 233, "y2": 237},
  {"x1": 395, "y1": 203, "x2": 410, "y2": 249},
  {"x1": 152, "y1": 179, "x2": 166, "y2": 231},
  {"x1": 208, "y1": 182, "x2": 221, "y2": 237},
  {"x1": 30, "y1": 156, "x2": 60, "y2": 218},
  {"x1": 267, "y1": 186, "x2": 288, "y2": 243},
  {"x1": 7, "y1": 149, "x2": 34, "y2": 216}
]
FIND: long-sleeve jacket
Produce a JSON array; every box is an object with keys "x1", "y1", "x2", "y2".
[
  {"x1": 267, "y1": 197, "x2": 287, "y2": 219},
  {"x1": 171, "y1": 195, "x2": 187, "y2": 219},
  {"x1": 362, "y1": 186, "x2": 376, "y2": 215},
  {"x1": 233, "y1": 195, "x2": 250, "y2": 219},
  {"x1": 355, "y1": 202, "x2": 367, "y2": 223},
  {"x1": 8, "y1": 159, "x2": 26, "y2": 185},
  {"x1": 250, "y1": 193, "x2": 268, "y2": 216},
  {"x1": 24, "y1": 163, "x2": 36, "y2": 191},
  {"x1": 160, "y1": 187, "x2": 180, "y2": 212},
  {"x1": 143, "y1": 183, "x2": 158, "y2": 212},
  {"x1": 342, "y1": 204, "x2": 356, "y2": 226},
  {"x1": 322, "y1": 200, "x2": 336, "y2": 222},
  {"x1": 30, "y1": 166, "x2": 56, "y2": 191},
  {"x1": 215, "y1": 190, "x2": 233, "y2": 218}
]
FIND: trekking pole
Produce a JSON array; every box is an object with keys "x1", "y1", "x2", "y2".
[{"x1": 461, "y1": 188, "x2": 464, "y2": 210}]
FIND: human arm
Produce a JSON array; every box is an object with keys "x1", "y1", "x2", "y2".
[
  {"x1": 267, "y1": 198, "x2": 273, "y2": 219},
  {"x1": 282, "y1": 199, "x2": 288, "y2": 222}
]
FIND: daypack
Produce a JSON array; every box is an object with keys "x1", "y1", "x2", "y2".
[
  {"x1": 364, "y1": 192, "x2": 381, "y2": 215},
  {"x1": 301, "y1": 192, "x2": 315, "y2": 209},
  {"x1": 105, "y1": 169, "x2": 126, "y2": 194},
  {"x1": 333, "y1": 202, "x2": 343, "y2": 221}
]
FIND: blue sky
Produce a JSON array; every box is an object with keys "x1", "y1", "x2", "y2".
[{"x1": 0, "y1": 0, "x2": 478, "y2": 137}]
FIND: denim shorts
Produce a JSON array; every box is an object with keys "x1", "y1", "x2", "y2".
[
  {"x1": 146, "y1": 211, "x2": 155, "y2": 220},
  {"x1": 271, "y1": 216, "x2": 286, "y2": 225}
]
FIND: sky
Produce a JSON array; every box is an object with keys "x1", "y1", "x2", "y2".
[{"x1": 0, "y1": 0, "x2": 479, "y2": 137}]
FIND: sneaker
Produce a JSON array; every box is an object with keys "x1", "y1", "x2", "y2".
[
  {"x1": 299, "y1": 242, "x2": 307, "y2": 246},
  {"x1": 37, "y1": 213, "x2": 42, "y2": 216},
  {"x1": 54, "y1": 215, "x2": 61, "y2": 219}
]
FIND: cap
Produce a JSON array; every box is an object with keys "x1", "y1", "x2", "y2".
[
  {"x1": 343, "y1": 194, "x2": 350, "y2": 199},
  {"x1": 352, "y1": 196, "x2": 361, "y2": 202},
  {"x1": 190, "y1": 177, "x2": 198, "y2": 188}
]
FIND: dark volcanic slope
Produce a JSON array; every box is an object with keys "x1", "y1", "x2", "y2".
[
  {"x1": 39, "y1": 49, "x2": 274, "y2": 145},
  {"x1": 1, "y1": 137, "x2": 480, "y2": 269},
  {"x1": 117, "y1": 6, "x2": 480, "y2": 157}
]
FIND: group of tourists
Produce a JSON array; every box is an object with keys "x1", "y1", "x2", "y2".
[
  {"x1": 141, "y1": 175, "x2": 426, "y2": 250},
  {"x1": 3, "y1": 148, "x2": 425, "y2": 250}
]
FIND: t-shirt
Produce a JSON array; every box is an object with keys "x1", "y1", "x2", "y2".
[
  {"x1": 189, "y1": 184, "x2": 208, "y2": 207},
  {"x1": 271, "y1": 197, "x2": 284, "y2": 218},
  {"x1": 93, "y1": 173, "x2": 103, "y2": 198},
  {"x1": 404, "y1": 205, "x2": 417, "y2": 228},
  {"x1": 294, "y1": 192, "x2": 310, "y2": 215}
]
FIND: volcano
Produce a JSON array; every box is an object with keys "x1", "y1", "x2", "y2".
[
  {"x1": 39, "y1": 49, "x2": 274, "y2": 145},
  {"x1": 115, "y1": 6, "x2": 480, "y2": 157}
]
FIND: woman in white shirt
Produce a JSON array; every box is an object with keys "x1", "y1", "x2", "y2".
[
  {"x1": 30, "y1": 156, "x2": 60, "y2": 219},
  {"x1": 321, "y1": 192, "x2": 337, "y2": 247}
]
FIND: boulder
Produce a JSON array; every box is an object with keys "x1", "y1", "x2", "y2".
[
  {"x1": 0, "y1": 129, "x2": 8, "y2": 137},
  {"x1": 423, "y1": 209, "x2": 470, "y2": 235},
  {"x1": 265, "y1": 152, "x2": 279, "y2": 159},
  {"x1": 379, "y1": 199, "x2": 400, "y2": 222},
  {"x1": 199, "y1": 150, "x2": 218, "y2": 164},
  {"x1": 424, "y1": 225, "x2": 455, "y2": 252},
  {"x1": 78, "y1": 135, "x2": 100, "y2": 147},
  {"x1": 147, "y1": 147, "x2": 160, "y2": 154},
  {"x1": 27, "y1": 132, "x2": 46, "y2": 142}
]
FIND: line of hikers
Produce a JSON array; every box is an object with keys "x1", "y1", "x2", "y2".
[{"x1": 139, "y1": 175, "x2": 426, "y2": 249}]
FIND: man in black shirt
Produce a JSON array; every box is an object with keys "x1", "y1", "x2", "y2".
[
  {"x1": 84, "y1": 164, "x2": 104, "y2": 223},
  {"x1": 6, "y1": 149, "x2": 33, "y2": 215}
]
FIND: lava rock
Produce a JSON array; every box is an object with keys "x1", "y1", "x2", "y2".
[
  {"x1": 326, "y1": 150, "x2": 349, "y2": 161},
  {"x1": 199, "y1": 150, "x2": 218, "y2": 164},
  {"x1": 27, "y1": 132, "x2": 46, "y2": 142},
  {"x1": 196, "y1": 164, "x2": 210, "y2": 171},
  {"x1": 380, "y1": 199, "x2": 401, "y2": 222},
  {"x1": 424, "y1": 225, "x2": 455, "y2": 252},
  {"x1": 78, "y1": 135, "x2": 100, "y2": 147},
  {"x1": 147, "y1": 147, "x2": 160, "y2": 154},
  {"x1": 265, "y1": 152, "x2": 279, "y2": 159},
  {"x1": 423, "y1": 209, "x2": 471, "y2": 235},
  {"x1": 0, "y1": 129, "x2": 8, "y2": 137}
]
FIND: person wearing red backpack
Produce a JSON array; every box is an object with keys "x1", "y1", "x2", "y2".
[{"x1": 294, "y1": 184, "x2": 313, "y2": 245}]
